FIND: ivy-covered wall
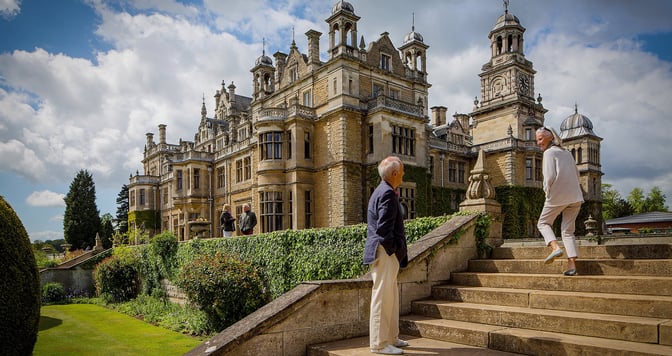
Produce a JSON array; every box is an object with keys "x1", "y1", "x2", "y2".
[
  {"x1": 128, "y1": 210, "x2": 159, "y2": 232},
  {"x1": 495, "y1": 185, "x2": 545, "y2": 239},
  {"x1": 366, "y1": 164, "x2": 464, "y2": 218},
  {"x1": 495, "y1": 185, "x2": 602, "y2": 239}
]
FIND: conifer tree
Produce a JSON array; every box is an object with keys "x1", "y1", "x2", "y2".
[
  {"x1": 63, "y1": 170, "x2": 101, "y2": 250},
  {"x1": 115, "y1": 184, "x2": 129, "y2": 234}
]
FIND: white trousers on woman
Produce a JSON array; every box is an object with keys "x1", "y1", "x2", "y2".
[
  {"x1": 369, "y1": 245, "x2": 400, "y2": 350},
  {"x1": 537, "y1": 201, "x2": 582, "y2": 258}
]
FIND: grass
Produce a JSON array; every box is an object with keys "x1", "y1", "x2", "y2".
[{"x1": 35, "y1": 304, "x2": 203, "y2": 355}]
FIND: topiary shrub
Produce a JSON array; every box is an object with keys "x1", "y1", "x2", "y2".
[
  {"x1": 0, "y1": 196, "x2": 40, "y2": 356},
  {"x1": 41, "y1": 282, "x2": 66, "y2": 304},
  {"x1": 93, "y1": 255, "x2": 139, "y2": 303},
  {"x1": 175, "y1": 251, "x2": 270, "y2": 331}
]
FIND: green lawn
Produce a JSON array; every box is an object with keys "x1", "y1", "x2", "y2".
[{"x1": 35, "y1": 304, "x2": 203, "y2": 355}]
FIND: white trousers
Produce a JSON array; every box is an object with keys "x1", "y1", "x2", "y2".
[
  {"x1": 369, "y1": 245, "x2": 400, "y2": 349},
  {"x1": 537, "y1": 202, "x2": 582, "y2": 258}
]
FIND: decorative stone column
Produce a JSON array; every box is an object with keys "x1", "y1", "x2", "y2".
[{"x1": 459, "y1": 149, "x2": 503, "y2": 248}]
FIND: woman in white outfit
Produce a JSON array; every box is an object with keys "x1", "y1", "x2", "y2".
[{"x1": 535, "y1": 127, "x2": 584, "y2": 275}]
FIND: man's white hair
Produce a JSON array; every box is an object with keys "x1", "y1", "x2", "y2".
[{"x1": 378, "y1": 156, "x2": 402, "y2": 180}]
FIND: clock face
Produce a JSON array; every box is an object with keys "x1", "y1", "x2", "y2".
[{"x1": 518, "y1": 74, "x2": 529, "y2": 95}]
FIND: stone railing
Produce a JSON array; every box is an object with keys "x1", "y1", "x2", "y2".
[
  {"x1": 185, "y1": 214, "x2": 479, "y2": 356},
  {"x1": 129, "y1": 175, "x2": 160, "y2": 185},
  {"x1": 367, "y1": 95, "x2": 424, "y2": 118}
]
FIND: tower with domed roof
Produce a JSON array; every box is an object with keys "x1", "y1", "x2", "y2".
[
  {"x1": 560, "y1": 105, "x2": 603, "y2": 207},
  {"x1": 468, "y1": 1, "x2": 548, "y2": 190}
]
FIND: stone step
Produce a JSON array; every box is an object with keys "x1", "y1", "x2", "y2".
[
  {"x1": 492, "y1": 243, "x2": 672, "y2": 260},
  {"x1": 307, "y1": 334, "x2": 521, "y2": 355},
  {"x1": 431, "y1": 285, "x2": 672, "y2": 318},
  {"x1": 450, "y1": 272, "x2": 672, "y2": 296},
  {"x1": 411, "y1": 300, "x2": 665, "y2": 343},
  {"x1": 468, "y1": 258, "x2": 672, "y2": 275},
  {"x1": 400, "y1": 316, "x2": 672, "y2": 356}
]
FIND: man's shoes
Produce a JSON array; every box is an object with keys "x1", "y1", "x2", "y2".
[
  {"x1": 371, "y1": 344, "x2": 404, "y2": 355},
  {"x1": 393, "y1": 339, "x2": 409, "y2": 348},
  {"x1": 544, "y1": 248, "x2": 564, "y2": 264},
  {"x1": 563, "y1": 268, "x2": 577, "y2": 276}
]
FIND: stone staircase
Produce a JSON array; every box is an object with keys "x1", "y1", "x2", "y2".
[{"x1": 309, "y1": 238, "x2": 672, "y2": 355}]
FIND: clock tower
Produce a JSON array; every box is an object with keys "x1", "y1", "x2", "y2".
[{"x1": 469, "y1": 3, "x2": 547, "y2": 188}]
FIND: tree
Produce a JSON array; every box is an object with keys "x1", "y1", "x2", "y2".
[
  {"x1": 627, "y1": 187, "x2": 645, "y2": 214},
  {"x1": 602, "y1": 184, "x2": 631, "y2": 220},
  {"x1": 0, "y1": 196, "x2": 40, "y2": 355},
  {"x1": 116, "y1": 184, "x2": 129, "y2": 234},
  {"x1": 63, "y1": 170, "x2": 101, "y2": 250},
  {"x1": 643, "y1": 186, "x2": 669, "y2": 212},
  {"x1": 100, "y1": 213, "x2": 115, "y2": 249}
]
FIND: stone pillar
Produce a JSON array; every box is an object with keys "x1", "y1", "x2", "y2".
[{"x1": 459, "y1": 149, "x2": 503, "y2": 247}]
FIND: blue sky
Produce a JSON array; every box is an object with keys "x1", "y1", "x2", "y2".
[{"x1": 1, "y1": 0, "x2": 671, "y2": 242}]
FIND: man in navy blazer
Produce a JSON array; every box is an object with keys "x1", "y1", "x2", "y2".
[{"x1": 364, "y1": 156, "x2": 409, "y2": 355}]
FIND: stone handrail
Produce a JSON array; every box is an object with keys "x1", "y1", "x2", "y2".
[{"x1": 185, "y1": 214, "x2": 479, "y2": 355}]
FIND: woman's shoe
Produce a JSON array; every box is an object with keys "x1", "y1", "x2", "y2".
[
  {"x1": 544, "y1": 248, "x2": 564, "y2": 264},
  {"x1": 563, "y1": 269, "x2": 577, "y2": 276}
]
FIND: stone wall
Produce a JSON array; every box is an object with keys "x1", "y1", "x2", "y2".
[
  {"x1": 185, "y1": 214, "x2": 479, "y2": 356},
  {"x1": 39, "y1": 267, "x2": 96, "y2": 295}
]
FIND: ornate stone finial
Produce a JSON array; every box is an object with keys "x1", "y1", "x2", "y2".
[
  {"x1": 585, "y1": 215, "x2": 598, "y2": 237},
  {"x1": 411, "y1": 12, "x2": 415, "y2": 31},
  {"x1": 466, "y1": 149, "x2": 496, "y2": 200},
  {"x1": 503, "y1": 0, "x2": 509, "y2": 14},
  {"x1": 574, "y1": 102, "x2": 579, "y2": 114},
  {"x1": 201, "y1": 93, "x2": 207, "y2": 119},
  {"x1": 507, "y1": 124, "x2": 513, "y2": 137},
  {"x1": 262, "y1": 37, "x2": 266, "y2": 56},
  {"x1": 537, "y1": 93, "x2": 543, "y2": 104},
  {"x1": 94, "y1": 232, "x2": 103, "y2": 251}
]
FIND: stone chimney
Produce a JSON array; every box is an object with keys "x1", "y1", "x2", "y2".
[
  {"x1": 431, "y1": 106, "x2": 447, "y2": 126},
  {"x1": 453, "y1": 113, "x2": 470, "y2": 133},
  {"x1": 158, "y1": 124, "x2": 166, "y2": 144},
  {"x1": 146, "y1": 132, "x2": 154, "y2": 147},
  {"x1": 274, "y1": 51, "x2": 288, "y2": 84},
  {"x1": 306, "y1": 30, "x2": 322, "y2": 67},
  {"x1": 228, "y1": 82, "x2": 236, "y2": 105}
]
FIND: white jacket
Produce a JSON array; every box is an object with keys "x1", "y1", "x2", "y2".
[{"x1": 543, "y1": 145, "x2": 584, "y2": 207}]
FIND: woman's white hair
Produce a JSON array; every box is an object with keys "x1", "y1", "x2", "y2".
[
  {"x1": 536, "y1": 126, "x2": 562, "y2": 147},
  {"x1": 378, "y1": 156, "x2": 402, "y2": 180}
]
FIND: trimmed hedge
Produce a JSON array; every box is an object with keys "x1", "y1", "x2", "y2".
[{"x1": 0, "y1": 196, "x2": 40, "y2": 356}]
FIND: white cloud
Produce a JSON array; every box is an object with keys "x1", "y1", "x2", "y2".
[
  {"x1": 26, "y1": 190, "x2": 65, "y2": 207},
  {"x1": 0, "y1": 0, "x2": 20, "y2": 19},
  {"x1": 27, "y1": 229, "x2": 64, "y2": 242},
  {"x1": 0, "y1": 139, "x2": 47, "y2": 181},
  {"x1": 0, "y1": 0, "x2": 671, "y2": 214}
]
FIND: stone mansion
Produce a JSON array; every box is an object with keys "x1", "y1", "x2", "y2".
[{"x1": 128, "y1": 1, "x2": 603, "y2": 241}]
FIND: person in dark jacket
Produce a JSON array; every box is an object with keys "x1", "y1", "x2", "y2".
[
  {"x1": 238, "y1": 203, "x2": 257, "y2": 235},
  {"x1": 220, "y1": 204, "x2": 235, "y2": 237},
  {"x1": 363, "y1": 156, "x2": 408, "y2": 355}
]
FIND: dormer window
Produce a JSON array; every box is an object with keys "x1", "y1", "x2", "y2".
[
  {"x1": 290, "y1": 67, "x2": 298, "y2": 82},
  {"x1": 380, "y1": 54, "x2": 391, "y2": 71}
]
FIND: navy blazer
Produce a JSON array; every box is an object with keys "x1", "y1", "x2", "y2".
[{"x1": 363, "y1": 181, "x2": 408, "y2": 267}]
